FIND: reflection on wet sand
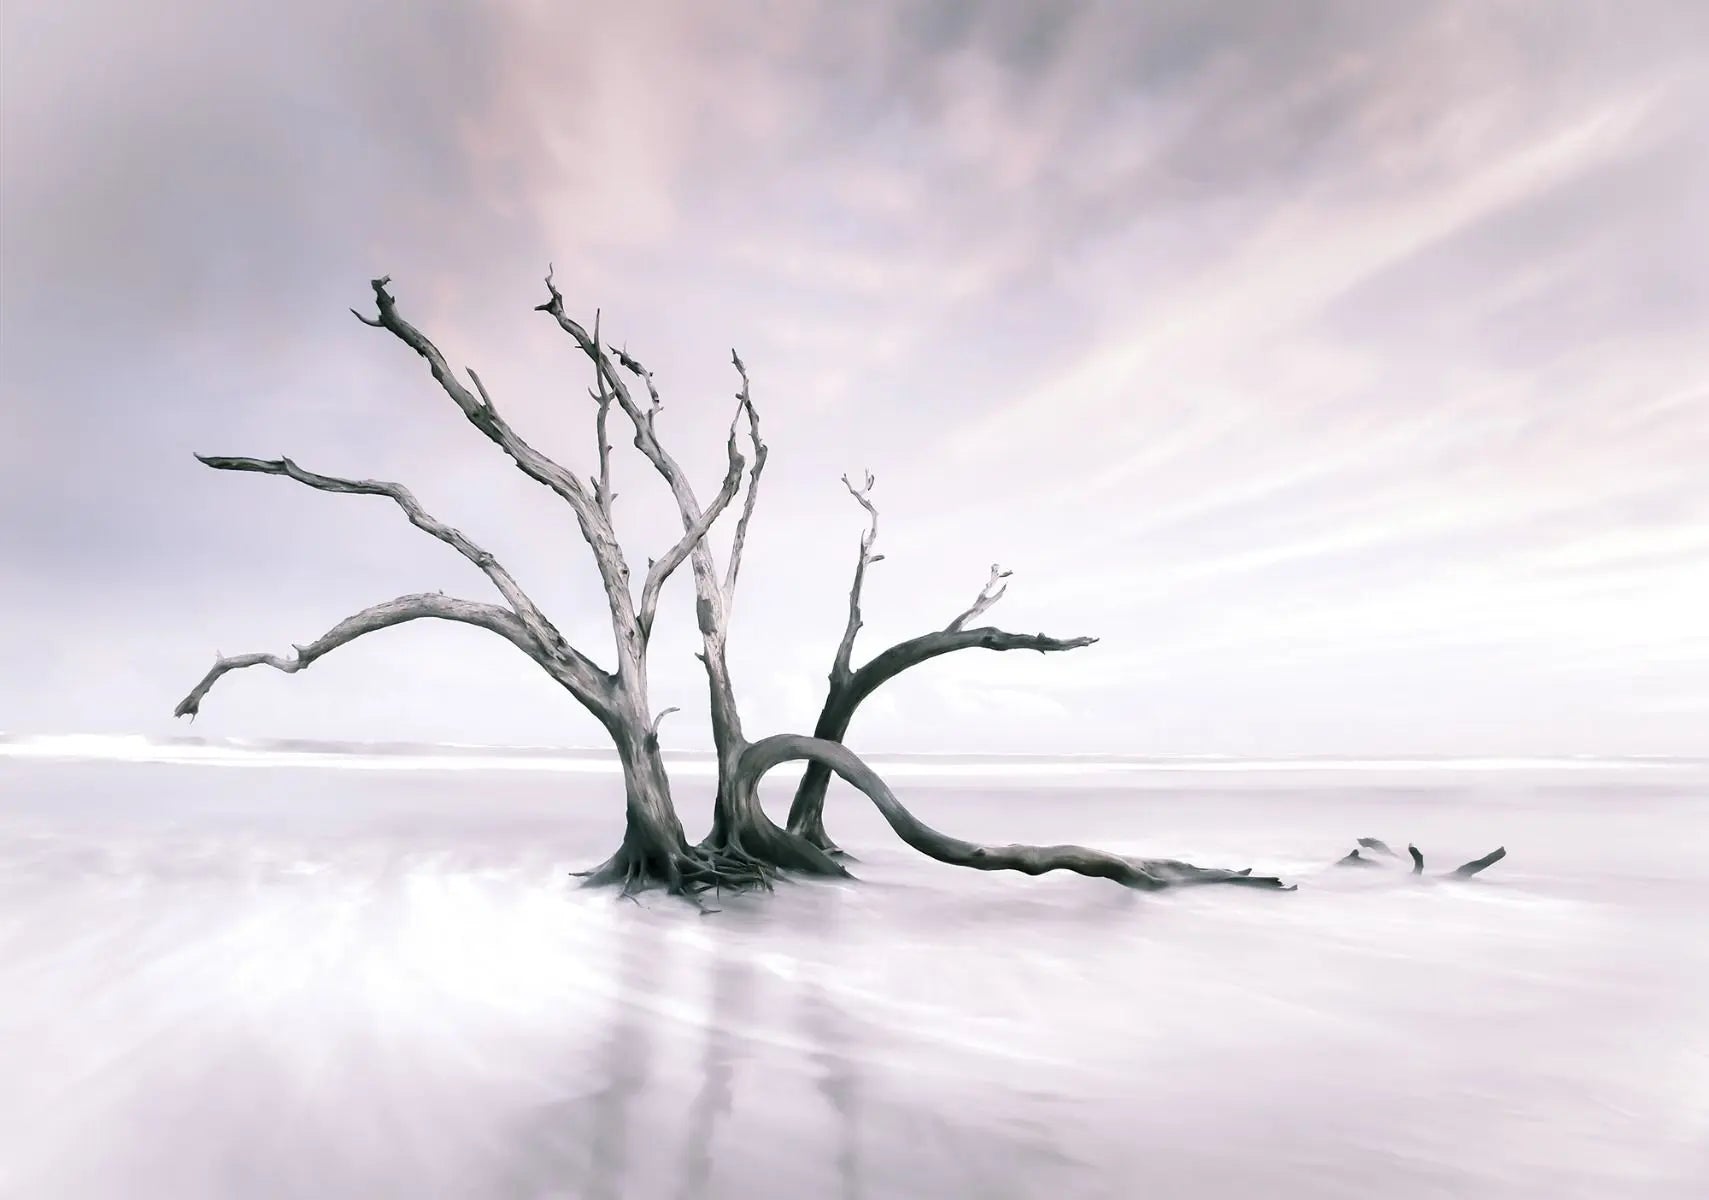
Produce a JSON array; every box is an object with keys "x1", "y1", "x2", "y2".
[
  {"x1": 799, "y1": 979, "x2": 864, "y2": 1200},
  {"x1": 496, "y1": 927, "x2": 661, "y2": 1199},
  {"x1": 7, "y1": 763, "x2": 1704, "y2": 1199},
  {"x1": 675, "y1": 942, "x2": 744, "y2": 1200}
]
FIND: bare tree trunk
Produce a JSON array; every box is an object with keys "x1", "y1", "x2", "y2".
[
  {"x1": 743, "y1": 735, "x2": 1292, "y2": 891},
  {"x1": 577, "y1": 727, "x2": 696, "y2": 892},
  {"x1": 785, "y1": 698, "x2": 859, "y2": 852},
  {"x1": 575, "y1": 715, "x2": 804, "y2": 899}
]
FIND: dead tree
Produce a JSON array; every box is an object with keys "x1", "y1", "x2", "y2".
[
  {"x1": 179, "y1": 270, "x2": 1292, "y2": 898},
  {"x1": 779, "y1": 474, "x2": 1097, "y2": 854},
  {"x1": 532, "y1": 273, "x2": 1291, "y2": 893}
]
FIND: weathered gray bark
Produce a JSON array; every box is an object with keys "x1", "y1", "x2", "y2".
[
  {"x1": 785, "y1": 476, "x2": 1096, "y2": 852},
  {"x1": 179, "y1": 271, "x2": 1307, "y2": 902}
]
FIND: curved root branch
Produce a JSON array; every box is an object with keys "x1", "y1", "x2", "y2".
[{"x1": 741, "y1": 736, "x2": 1296, "y2": 892}]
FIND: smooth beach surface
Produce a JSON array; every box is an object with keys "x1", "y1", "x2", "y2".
[{"x1": 1, "y1": 741, "x2": 1705, "y2": 1199}]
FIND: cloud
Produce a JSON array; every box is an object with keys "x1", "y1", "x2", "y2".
[{"x1": 3, "y1": 0, "x2": 1704, "y2": 754}]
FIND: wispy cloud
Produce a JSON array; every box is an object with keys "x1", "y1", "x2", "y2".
[{"x1": 2, "y1": 0, "x2": 1704, "y2": 754}]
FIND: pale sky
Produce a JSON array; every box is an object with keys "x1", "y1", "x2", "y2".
[{"x1": 2, "y1": 0, "x2": 1705, "y2": 756}]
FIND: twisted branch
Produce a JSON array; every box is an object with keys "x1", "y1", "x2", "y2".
[{"x1": 746, "y1": 736, "x2": 1291, "y2": 890}]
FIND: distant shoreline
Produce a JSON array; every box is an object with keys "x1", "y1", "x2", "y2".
[{"x1": 3, "y1": 732, "x2": 1702, "y2": 777}]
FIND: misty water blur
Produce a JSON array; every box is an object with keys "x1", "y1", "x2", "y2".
[{"x1": 1, "y1": 746, "x2": 1705, "y2": 1198}]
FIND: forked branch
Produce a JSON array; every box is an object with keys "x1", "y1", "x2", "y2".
[
  {"x1": 946, "y1": 564, "x2": 1014, "y2": 633},
  {"x1": 355, "y1": 277, "x2": 599, "y2": 519},
  {"x1": 191, "y1": 454, "x2": 608, "y2": 698},
  {"x1": 830, "y1": 470, "x2": 882, "y2": 683},
  {"x1": 174, "y1": 594, "x2": 552, "y2": 720},
  {"x1": 789, "y1": 479, "x2": 1097, "y2": 850},
  {"x1": 722, "y1": 351, "x2": 768, "y2": 608},
  {"x1": 537, "y1": 269, "x2": 666, "y2": 468},
  {"x1": 636, "y1": 413, "x2": 748, "y2": 638},
  {"x1": 537, "y1": 268, "x2": 732, "y2": 593},
  {"x1": 354, "y1": 275, "x2": 656, "y2": 641},
  {"x1": 537, "y1": 266, "x2": 753, "y2": 749}
]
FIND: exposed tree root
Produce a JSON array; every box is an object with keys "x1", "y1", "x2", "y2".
[
  {"x1": 1333, "y1": 840, "x2": 1509, "y2": 881},
  {"x1": 574, "y1": 839, "x2": 781, "y2": 906},
  {"x1": 744, "y1": 735, "x2": 1295, "y2": 892},
  {"x1": 1447, "y1": 845, "x2": 1507, "y2": 878},
  {"x1": 699, "y1": 811, "x2": 852, "y2": 880}
]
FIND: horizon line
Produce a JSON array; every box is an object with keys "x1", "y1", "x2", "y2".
[{"x1": 2, "y1": 731, "x2": 1704, "y2": 768}]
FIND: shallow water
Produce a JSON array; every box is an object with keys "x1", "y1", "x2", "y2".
[{"x1": 1, "y1": 754, "x2": 1705, "y2": 1198}]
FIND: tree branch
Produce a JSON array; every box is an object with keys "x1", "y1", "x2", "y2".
[
  {"x1": 173, "y1": 593, "x2": 558, "y2": 720},
  {"x1": 784, "y1": 625, "x2": 1098, "y2": 851},
  {"x1": 537, "y1": 269, "x2": 663, "y2": 459},
  {"x1": 588, "y1": 308, "x2": 619, "y2": 515},
  {"x1": 789, "y1": 492, "x2": 1097, "y2": 851},
  {"x1": 722, "y1": 350, "x2": 768, "y2": 609},
  {"x1": 192, "y1": 453, "x2": 610, "y2": 698},
  {"x1": 536, "y1": 269, "x2": 723, "y2": 561},
  {"x1": 537, "y1": 266, "x2": 752, "y2": 749},
  {"x1": 356, "y1": 277, "x2": 590, "y2": 506},
  {"x1": 355, "y1": 274, "x2": 645, "y2": 658},
  {"x1": 636, "y1": 412, "x2": 748, "y2": 639},
  {"x1": 946, "y1": 564, "x2": 1014, "y2": 633},
  {"x1": 649, "y1": 706, "x2": 680, "y2": 739},
  {"x1": 830, "y1": 471, "x2": 881, "y2": 684},
  {"x1": 858, "y1": 627, "x2": 1099, "y2": 693}
]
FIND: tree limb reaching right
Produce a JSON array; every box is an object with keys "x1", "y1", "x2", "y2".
[{"x1": 786, "y1": 478, "x2": 1097, "y2": 851}]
